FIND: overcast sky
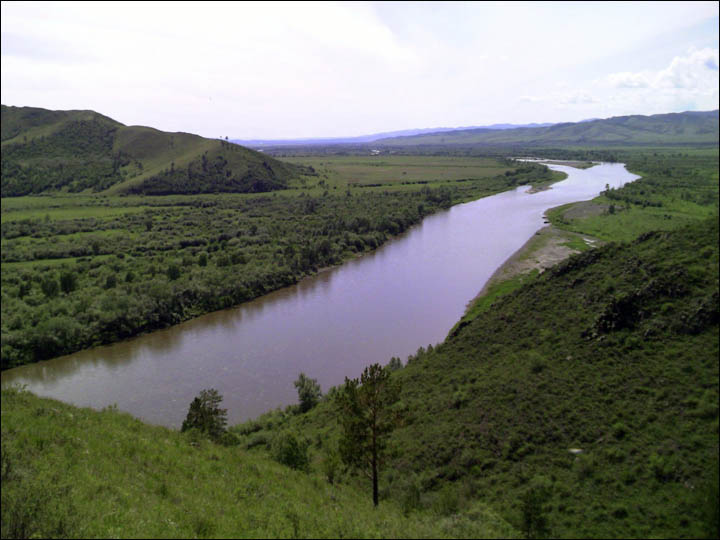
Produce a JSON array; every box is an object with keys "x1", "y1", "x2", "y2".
[{"x1": 1, "y1": 1, "x2": 718, "y2": 139}]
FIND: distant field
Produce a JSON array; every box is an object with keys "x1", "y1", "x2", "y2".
[
  {"x1": 283, "y1": 155, "x2": 513, "y2": 187},
  {"x1": 0, "y1": 204, "x2": 149, "y2": 224}
]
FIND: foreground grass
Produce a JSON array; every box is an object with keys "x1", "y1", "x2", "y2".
[{"x1": 1, "y1": 387, "x2": 516, "y2": 539}]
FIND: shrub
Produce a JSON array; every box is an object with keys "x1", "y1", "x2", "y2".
[
  {"x1": 294, "y1": 373, "x2": 321, "y2": 413},
  {"x1": 272, "y1": 432, "x2": 309, "y2": 471}
]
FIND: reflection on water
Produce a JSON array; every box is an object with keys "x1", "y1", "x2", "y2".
[{"x1": 2, "y1": 163, "x2": 640, "y2": 427}]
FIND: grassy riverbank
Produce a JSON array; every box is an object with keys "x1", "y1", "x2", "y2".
[{"x1": 458, "y1": 148, "x2": 718, "y2": 329}]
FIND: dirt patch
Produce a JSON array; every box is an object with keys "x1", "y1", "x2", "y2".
[
  {"x1": 471, "y1": 225, "x2": 602, "y2": 302},
  {"x1": 562, "y1": 200, "x2": 609, "y2": 221},
  {"x1": 538, "y1": 160, "x2": 598, "y2": 169}
]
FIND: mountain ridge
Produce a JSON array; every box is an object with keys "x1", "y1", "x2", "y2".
[{"x1": 375, "y1": 110, "x2": 719, "y2": 146}]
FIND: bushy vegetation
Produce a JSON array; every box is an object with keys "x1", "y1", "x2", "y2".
[
  {"x1": 2, "y1": 101, "x2": 717, "y2": 539},
  {"x1": 1, "y1": 160, "x2": 549, "y2": 369},
  {"x1": 0, "y1": 105, "x2": 307, "y2": 196}
]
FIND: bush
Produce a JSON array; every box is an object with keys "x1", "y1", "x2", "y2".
[
  {"x1": 272, "y1": 432, "x2": 309, "y2": 471},
  {"x1": 294, "y1": 373, "x2": 321, "y2": 413}
]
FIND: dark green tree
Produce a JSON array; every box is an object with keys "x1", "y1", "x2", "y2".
[
  {"x1": 272, "y1": 431, "x2": 309, "y2": 471},
  {"x1": 104, "y1": 274, "x2": 117, "y2": 289},
  {"x1": 335, "y1": 363, "x2": 401, "y2": 506},
  {"x1": 59, "y1": 271, "x2": 78, "y2": 294},
  {"x1": 40, "y1": 276, "x2": 59, "y2": 298},
  {"x1": 294, "y1": 372, "x2": 321, "y2": 413},
  {"x1": 520, "y1": 478, "x2": 552, "y2": 539},
  {"x1": 181, "y1": 388, "x2": 228, "y2": 441},
  {"x1": 167, "y1": 264, "x2": 181, "y2": 281}
]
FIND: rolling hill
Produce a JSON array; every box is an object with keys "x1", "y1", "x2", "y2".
[
  {"x1": 375, "y1": 110, "x2": 719, "y2": 147},
  {"x1": 0, "y1": 105, "x2": 310, "y2": 196}
]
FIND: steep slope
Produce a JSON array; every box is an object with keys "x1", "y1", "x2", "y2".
[
  {"x1": 376, "y1": 110, "x2": 719, "y2": 147},
  {"x1": 0, "y1": 105, "x2": 309, "y2": 196},
  {"x1": 388, "y1": 217, "x2": 718, "y2": 538}
]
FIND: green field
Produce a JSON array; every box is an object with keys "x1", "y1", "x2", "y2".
[{"x1": 282, "y1": 155, "x2": 514, "y2": 187}]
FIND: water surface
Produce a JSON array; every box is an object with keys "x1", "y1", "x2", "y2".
[{"x1": 2, "y1": 162, "x2": 639, "y2": 427}]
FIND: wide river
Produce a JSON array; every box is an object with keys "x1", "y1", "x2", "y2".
[{"x1": 2, "y1": 162, "x2": 639, "y2": 427}]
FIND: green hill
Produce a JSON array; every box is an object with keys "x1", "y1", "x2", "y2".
[
  {"x1": 0, "y1": 386, "x2": 516, "y2": 539},
  {"x1": 0, "y1": 105, "x2": 309, "y2": 196},
  {"x1": 377, "y1": 110, "x2": 719, "y2": 147}
]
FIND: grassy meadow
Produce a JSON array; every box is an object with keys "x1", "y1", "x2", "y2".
[{"x1": 281, "y1": 155, "x2": 516, "y2": 187}]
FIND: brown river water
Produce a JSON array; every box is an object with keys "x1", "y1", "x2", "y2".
[{"x1": 1, "y1": 162, "x2": 640, "y2": 427}]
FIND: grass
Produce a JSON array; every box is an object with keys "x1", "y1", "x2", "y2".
[
  {"x1": 281, "y1": 155, "x2": 514, "y2": 188},
  {"x1": 1, "y1": 386, "x2": 517, "y2": 539},
  {"x1": 1, "y1": 145, "x2": 717, "y2": 538},
  {"x1": 1, "y1": 205, "x2": 149, "y2": 224}
]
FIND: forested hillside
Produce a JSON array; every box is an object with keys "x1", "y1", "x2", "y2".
[{"x1": 0, "y1": 105, "x2": 309, "y2": 196}]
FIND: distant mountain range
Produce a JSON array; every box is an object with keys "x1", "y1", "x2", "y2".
[
  {"x1": 1, "y1": 105, "x2": 309, "y2": 197},
  {"x1": 232, "y1": 111, "x2": 718, "y2": 149},
  {"x1": 375, "y1": 110, "x2": 719, "y2": 147},
  {"x1": 230, "y1": 122, "x2": 556, "y2": 147}
]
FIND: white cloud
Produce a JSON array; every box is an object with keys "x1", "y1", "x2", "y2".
[{"x1": 606, "y1": 48, "x2": 719, "y2": 91}]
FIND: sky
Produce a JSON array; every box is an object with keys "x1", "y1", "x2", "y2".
[{"x1": 1, "y1": 1, "x2": 718, "y2": 139}]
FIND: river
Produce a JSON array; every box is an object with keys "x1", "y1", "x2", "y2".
[{"x1": 1, "y1": 162, "x2": 640, "y2": 427}]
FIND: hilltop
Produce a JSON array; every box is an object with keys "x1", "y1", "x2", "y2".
[
  {"x1": 0, "y1": 105, "x2": 310, "y2": 197},
  {"x1": 375, "y1": 110, "x2": 719, "y2": 147}
]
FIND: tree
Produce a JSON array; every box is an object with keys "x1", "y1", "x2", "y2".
[
  {"x1": 294, "y1": 372, "x2": 321, "y2": 413},
  {"x1": 40, "y1": 276, "x2": 59, "y2": 298},
  {"x1": 59, "y1": 271, "x2": 78, "y2": 294},
  {"x1": 167, "y1": 264, "x2": 181, "y2": 281},
  {"x1": 181, "y1": 388, "x2": 227, "y2": 441},
  {"x1": 520, "y1": 477, "x2": 552, "y2": 539},
  {"x1": 335, "y1": 363, "x2": 401, "y2": 506}
]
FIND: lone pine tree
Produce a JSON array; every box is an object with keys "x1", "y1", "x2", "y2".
[{"x1": 335, "y1": 363, "x2": 401, "y2": 506}]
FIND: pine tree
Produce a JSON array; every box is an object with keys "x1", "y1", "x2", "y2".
[
  {"x1": 335, "y1": 364, "x2": 401, "y2": 506},
  {"x1": 181, "y1": 388, "x2": 227, "y2": 441}
]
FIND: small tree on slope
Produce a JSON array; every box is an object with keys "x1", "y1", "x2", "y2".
[{"x1": 335, "y1": 363, "x2": 401, "y2": 506}]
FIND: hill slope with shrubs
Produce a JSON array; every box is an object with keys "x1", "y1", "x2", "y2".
[{"x1": 0, "y1": 105, "x2": 308, "y2": 196}]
